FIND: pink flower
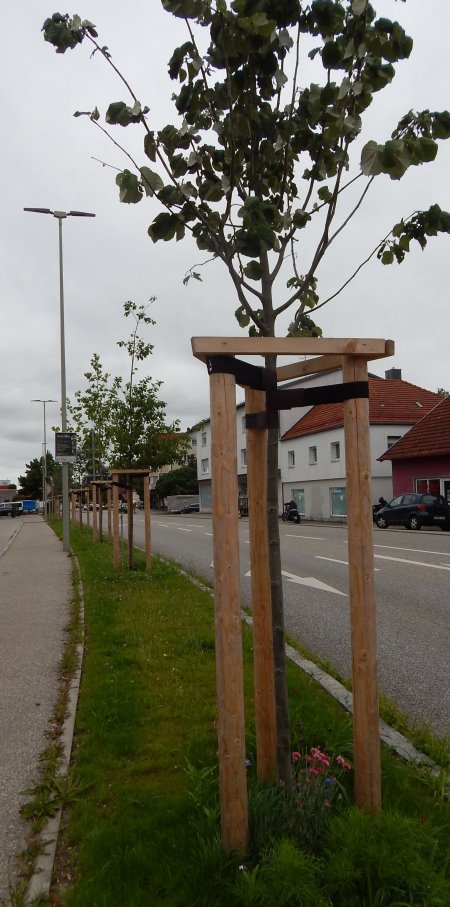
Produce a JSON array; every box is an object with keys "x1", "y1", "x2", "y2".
[
  {"x1": 291, "y1": 751, "x2": 301, "y2": 762},
  {"x1": 323, "y1": 799, "x2": 331, "y2": 808},
  {"x1": 336, "y1": 755, "x2": 352, "y2": 771}
]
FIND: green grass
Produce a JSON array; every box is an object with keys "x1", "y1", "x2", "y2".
[{"x1": 25, "y1": 524, "x2": 450, "y2": 906}]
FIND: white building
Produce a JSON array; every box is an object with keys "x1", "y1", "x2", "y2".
[{"x1": 194, "y1": 369, "x2": 441, "y2": 520}]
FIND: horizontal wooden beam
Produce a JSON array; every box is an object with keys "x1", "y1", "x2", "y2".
[
  {"x1": 191, "y1": 337, "x2": 394, "y2": 363},
  {"x1": 276, "y1": 341, "x2": 395, "y2": 382}
]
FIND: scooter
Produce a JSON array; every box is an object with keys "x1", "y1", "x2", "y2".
[
  {"x1": 282, "y1": 502, "x2": 301, "y2": 524},
  {"x1": 372, "y1": 497, "x2": 388, "y2": 522}
]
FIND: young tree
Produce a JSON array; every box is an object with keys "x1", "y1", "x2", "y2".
[
  {"x1": 69, "y1": 301, "x2": 188, "y2": 472},
  {"x1": 43, "y1": 1, "x2": 450, "y2": 781}
]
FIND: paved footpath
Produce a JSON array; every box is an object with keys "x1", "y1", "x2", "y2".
[{"x1": 0, "y1": 516, "x2": 71, "y2": 901}]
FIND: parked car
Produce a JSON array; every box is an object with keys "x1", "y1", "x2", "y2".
[
  {"x1": 375, "y1": 493, "x2": 450, "y2": 531},
  {"x1": 0, "y1": 502, "x2": 13, "y2": 517},
  {"x1": 183, "y1": 503, "x2": 200, "y2": 513}
]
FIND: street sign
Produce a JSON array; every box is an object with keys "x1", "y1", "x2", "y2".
[{"x1": 55, "y1": 432, "x2": 77, "y2": 463}]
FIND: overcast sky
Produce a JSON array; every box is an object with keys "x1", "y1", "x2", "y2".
[{"x1": 1, "y1": 1, "x2": 449, "y2": 486}]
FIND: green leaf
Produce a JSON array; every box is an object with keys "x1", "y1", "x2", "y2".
[
  {"x1": 352, "y1": 0, "x2": 368, "y2": 15},
  {"x1": 139, "y1": 167, "x2": 164, "y2": 196},
  {"x1": 115, "y1": 170, "x2": 143, "y2": 204},
  {"x1": 292, "y1": 210, "x2": 311, "y2": 229},
  {"x1": 106, "y1": 101, "x2": 142, "y2": 127},
  {"x1": 235, "y1": 226, "x2": 277, "y2": 257},
  {"x1": 360, "y1": 141, "x2": 382, "y2": 176},
  {"x1": 432, "y1": 111, "x2": 450, "y2": 140},
  {"x1": 243, "y1": 261, "x2": 263, "y2": 281},
  {"x1": 318, "y1": 186, "x2": 333, "y2": 202},
  {"x1": 161, "y1": 0, "x2": 206, "y2": 19},
  {"x1": 144, "y1": 132, "x2": 157, "y2": 162},
  {"x1": 148, "y1": 212, "x2": 181, "y2": 242}
]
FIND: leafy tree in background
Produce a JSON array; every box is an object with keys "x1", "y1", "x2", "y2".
[
  {"x1": 68, "y1": 301, "x2": 188, "y2": 473},
  {"x1": 18, "y1": 452, "x2": 60, "y2": 499},
  {"x1": 155, "y1": 463, "x2": 198, "y2": 499},
  {"x1": 43, "y1": 1, "x2": 450, "y2": 781}
]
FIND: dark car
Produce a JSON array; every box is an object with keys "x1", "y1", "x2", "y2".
[
  {"x1": 375, "y1": 492, "x2": 450, "y2": 531},
  {"x1": 183, "y1": 503, "x2": 200, "y2": 513}
]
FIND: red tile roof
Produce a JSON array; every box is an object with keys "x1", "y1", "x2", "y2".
[
  {"x1": 379, "y1": 393, "x2": 450, "y2": 460},
  {"x1": 281, "y1": 377, "x2": 442, "y2": 441}
]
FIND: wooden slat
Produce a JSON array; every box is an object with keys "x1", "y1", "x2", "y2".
[
  {"x1": 144, "y1": 476, "x2": 151, "y2": 571},
  {"x1": 343, "y1": 355, "x2": 381, "y2": 814},
  {"x1": 107, "y1": 487, "x2": 112, "y2": 538},
  {"x1": 276, "y1": 342, "x2": 395, "y2": 382},
  {"x1": 127, "y1": 485, "x2": 134, "y2": 569},
  {"x1": 192, "y1": 336, "x2": 394, "y2": 362},
  {"x1": 92, "y1": 484, "x2": 98, "y2": 543},
  {"x1": 210, "y1": 370, "x2": 248, "y2": 854},
  {"x1": 245, "y1": 388, "x2": 277, "y2": 781},
  {"x1": 112, "y1": 473, "x2": 120, "y2": 570}
]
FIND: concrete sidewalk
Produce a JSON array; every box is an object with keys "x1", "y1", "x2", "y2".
[{"x1": 0, "y1": 516, "x2": 72, "y2": 901}]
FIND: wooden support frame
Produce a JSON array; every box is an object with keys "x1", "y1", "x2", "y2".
[
  {"x1": 110, "y1": 469, "x2": 153, "y2": 571},
  {"x1": 192, "y1": 336, "x2": 393, "y2": 847}
]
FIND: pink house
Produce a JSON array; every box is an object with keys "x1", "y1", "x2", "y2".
[{"x1": 379, "y1": 394, "x2": 450, "y2": 503}]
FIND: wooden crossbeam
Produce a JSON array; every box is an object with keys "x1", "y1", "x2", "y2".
[{"x1": 191, "y1": 336, "x2": 394, "y2": 363}]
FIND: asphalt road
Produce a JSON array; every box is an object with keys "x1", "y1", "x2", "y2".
[{"x1": 125, "y1": 512, "x2": 450, "y2": 739}]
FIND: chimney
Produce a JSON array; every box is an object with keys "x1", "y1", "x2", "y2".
[{"x1": 385, "y1": 368, "x2": 402, "y2": 380}]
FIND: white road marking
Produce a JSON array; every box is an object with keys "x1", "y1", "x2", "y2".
[
  {"x1": 316, "y1": 555, "x2": 380, "y2": 571},
  {"x1": 177, "y1": 528, "x2": 192, "y2": 532},
  {"x1": 204, "y1": 532, "x2": 213, "y2": 536},
  {"x1": 374, "y1": 543, "x2": 450, "y2": 557},
  {"x1": 316, "y1": 555, "x2": 348, "y2": 565},
  {"x1": 282, "y1": 570, "x2": 346, "y2": 596},
  {"x1": 286, "y1": 535, "x2": 325, "y2": 540},
  {"x1": 374, "y1": 553, "x2": 450, "y2": 571},
  {"x1": 153, "y1": 522, "x2": 169, "y2": 527}
]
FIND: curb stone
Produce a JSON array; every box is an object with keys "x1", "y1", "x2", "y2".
[{"x1": 25, "y1": 555, "x2": 85, "y2": 905}]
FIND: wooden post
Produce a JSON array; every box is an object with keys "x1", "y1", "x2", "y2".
[
  {"x1": 92, "y1": 485, "x2": 98, "y2": 543},
  {"x1": 245, "y1": 387, "x2": 277, "y2": 781},
  {"x1": 86, "y1": 489, "x2": 90, "y2": 528},
  {"x1": 144, "y1": 476, "x2": 151, "y2": 571},
  {"x1": 79, "y1": 495, "x2": 83, "y2": 530},
  {"x1": 127, "y1": 482, "x2": 134, "y2": 569},
  {"x1": 343, "y1": 355, "x2": 381, "y2": 814},
  {"x1": 210, "y1": 370, "x2": 248, "y2": 854},
  {"x1": 71, "y1": 492, "x2": 76, "y2": 524},
  {"x1": 112, "y1": 474, "x2": 120, "y2": 569},
  {"x1": 107, "y1": 487, "x2": 112, "y2": 538},
  {"x1": 98, "y1": 489, "x2": 103, "y2": 541}
]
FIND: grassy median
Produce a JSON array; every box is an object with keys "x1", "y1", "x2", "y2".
[{"x1": 25, "y1": 525, "x2": 450, "y2": 906}]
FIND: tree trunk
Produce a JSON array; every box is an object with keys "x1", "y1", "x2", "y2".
[{"x1": 265, "y1": 351, "x2": 291, "y2": 785}]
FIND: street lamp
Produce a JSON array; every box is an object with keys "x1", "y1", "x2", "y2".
[
  {"x1": 31, "y1": 399, "x2": 57, "y2": 520},
  {"x1": 24, "y1": 208, "x2": 95, "y2": 552}
]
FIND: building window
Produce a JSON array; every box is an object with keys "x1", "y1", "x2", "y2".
[
  {"x1": 241, "y1": 448, "x2": 247, "y2": 468},
  {"x1": 288, "y1": 450, "x2": 295, "y2": 468},
  {"x1": 387, "y1": 435, "x2": 401, "y2": 449},
  {"x1": 191, "y1": 438, "x2": 197, "y2": 447},
  {"x1": 201, "y1": 430, "x2": 207, "y2": 447},
  {"x1": 330, "y1": 441, "x2": 340, "y2": 462},
  {"x1": 242, "y1": 416, "x2": 246, "y2": 434},
  {"x1": 330, "y1": 486, "x2": 346, "y2": 517},
  {"x1": 309, "y1": 446, "x2": 317, "y2": 465},
  {"x1": 201, "y1": 458, "x2": 209, "y2": 474}
]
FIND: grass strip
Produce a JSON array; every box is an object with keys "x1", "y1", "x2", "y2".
[{"x1": 31, "y1": 526, "x2": 450, "y2": 906}]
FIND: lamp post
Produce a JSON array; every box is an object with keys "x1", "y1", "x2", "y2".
[
  {"x1": 24, "y1": 208, "x2": 95, "y2": 552},
  {"x1": 31, "y1": 398, "x2": 57, "y2": 520}
]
